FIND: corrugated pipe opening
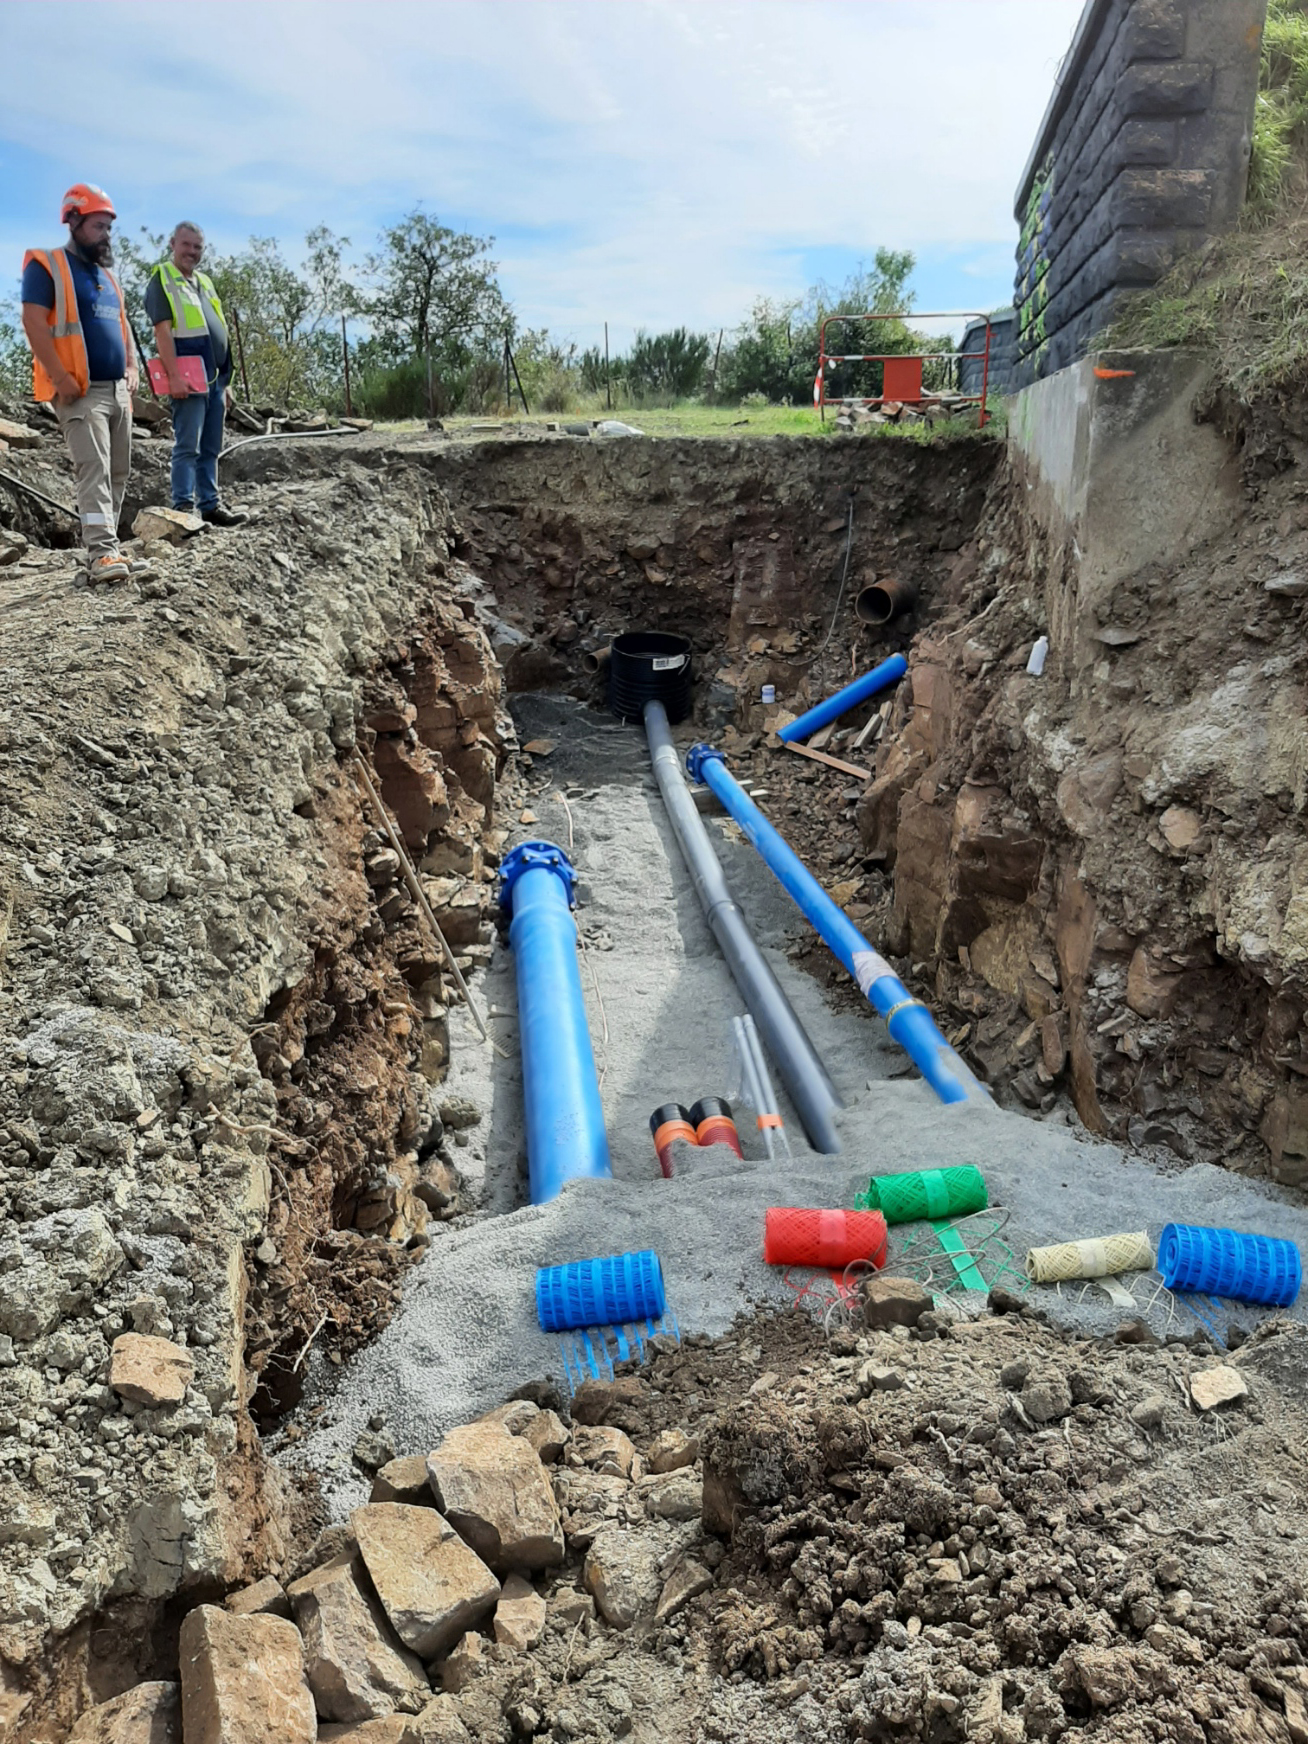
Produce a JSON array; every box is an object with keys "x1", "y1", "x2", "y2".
[{"x1": 608, "y1": 631, "x2": 693, "y2": 723}]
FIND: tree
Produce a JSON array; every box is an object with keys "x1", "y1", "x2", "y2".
[
  {"x1": 0, "y1": 306, "x2": 30, "y2": 399},
  {"x1": 113, "y1": 224, "x2": 356, "y2": 408},
  {"x1": 623, "y1": 328, "x2": 712, "y2": 400},
  {"x1": 717, "y1": 251, "x2": 929, "y2": 405},
  {"x1": 362, "y1": 210, "x2": 507, "y2": 367}
]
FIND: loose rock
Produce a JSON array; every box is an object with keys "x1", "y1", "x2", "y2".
[
  {"x1": 67, "y1": 1681, "x2": 180, "y2": 1743},
  {"x1": 646, "y1": 1427, "x2": 698, "y2": 1473},
  {"x1": 492, "y1": 1573, "x2": 546, "y2": 1650},
  {"x1": 287, "y1": 1550, "x2": 429, "y2": 1722},
  {"x1": 522, "y1": 1409, "x2": 569, "y2": 1464},
  {"x1": 426, "y1": 1420, "x2": 564, "y2": 1571},
  {"x1": 109, "y1": 1333, "x2": 194, "y2": 1406},
  {"x1": 439, "y1": 1631, "x2": 488, "y2": 1694},
  {"x1": 1021, "y1": 1367, "x2": 1073, "y2": 1423},
  {"x1": 654, "y1": 1559, "x2": 713, "y2": 1624},
  {"x1": 1189, "y1": 1365, "x2": 1249, "y2": 1410},
  {"x1": 319, "y1": 1719, "x2": 410, "y2": 1743},
  {"x1": 401, "y1": 1695, "x2": 472, "y2": 1743},
  {"x1": 861, "y1": 1276, "x2": 931, "y2": 1329},
  {"x1": 371, "y1": 1454, "x2": 435, "y2": 1505},
  {"x1": 132, "y1": 505, "x2": 205, "y2": 543},
  {"x1": 582, "y1": 1528, "x2": 663, "y2": 1629},
  {"x1": 224, "y1": 1576, "x2": 291, "y2": 1619},
  {"x1": 178, "y1": 1605, "x2": 315, "y2": 1744},
  {"x1": 352, "y1": 1503, "x2": 500, "y2": 1658}
]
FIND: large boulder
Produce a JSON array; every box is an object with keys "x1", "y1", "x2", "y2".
[
  {"x1": 352, "y1": 1504, "x2": 500, "y2": 1659},
  {"x1": 287, "y1": 1550, "x2": 428, "y2": 1721},
  {"x1": 178, "y1": 1605, "x2": 315, "y2": 1744},
  {"x1": 426, "y1": 1421, "x2": 564, "y2": 1571}
]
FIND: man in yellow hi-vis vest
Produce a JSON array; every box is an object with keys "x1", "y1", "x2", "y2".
[{"x1": 145, "y1": 223, "x2": 247, "y2": 527}]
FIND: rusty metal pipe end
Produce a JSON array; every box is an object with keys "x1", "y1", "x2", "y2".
[
  {"x1": 581, "y1": 645, "x2": 611, "y2": 675},
  {"x1": 855, "y1": 576, "x2": 917, "y2": 626}
]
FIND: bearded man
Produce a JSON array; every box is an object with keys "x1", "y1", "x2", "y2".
[{"x1": 21, "y1": 183, "x2": 139, "y2": 583}]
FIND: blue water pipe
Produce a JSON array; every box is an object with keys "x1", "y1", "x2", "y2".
[
  {"x1": 776, "y1": 653, "x2": 908, "y2": 744},
  {"x1": 500, "y1": 840, "x2": 613, "y2": 1203},
  {"x1": 685, "y1": 747, "x2": 989, "y2": 1107}
]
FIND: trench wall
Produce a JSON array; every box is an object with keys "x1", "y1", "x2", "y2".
[
  {"x1": 1013, "y1": 0, "x2": 1265, "y2": 384},
  {"x1": 856, "y1": 345, "x2": 1308, "y2": 1177}
]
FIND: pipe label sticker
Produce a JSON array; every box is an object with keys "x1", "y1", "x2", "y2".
[
  {"x1": 852, "y1": 948, "x2": 895, "y2": 994},
  {"x1": 652, "y1": 655, "x2": 687, "y2": 670}
]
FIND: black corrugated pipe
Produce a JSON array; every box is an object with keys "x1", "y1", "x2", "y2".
[{"x1": 643, "y1": 699, "x2": 843, "y2": 1155}]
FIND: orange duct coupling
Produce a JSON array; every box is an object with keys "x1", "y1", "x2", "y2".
[
  {"x1": 689, "y1": 1096, "x2": 743, "y2": 1158},
  {"x1": 650, "y1": 1103, "x2": 698, "y2": 1179}
]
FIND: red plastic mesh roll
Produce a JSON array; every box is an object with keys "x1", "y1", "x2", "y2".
[{"x1": 764, "y1": 1207, "x2": 888, "y2": 1269}]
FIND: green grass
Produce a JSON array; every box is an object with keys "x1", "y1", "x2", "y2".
[
  {"x1": 386, "y1": 399, "x2": 1002, "y2": 443},
  {"x1": 1250, "y1": 0, "x2": 1308, "y2": 207},
  {"x1": 429, "y1": 403, "x2": 832, "y2": 438}
]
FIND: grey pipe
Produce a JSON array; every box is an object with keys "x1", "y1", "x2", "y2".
[{"x1": 644, "y1": 699, "x2": 843, "y2": 1154}]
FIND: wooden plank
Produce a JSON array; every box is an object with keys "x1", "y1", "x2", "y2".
[
  {"x1": 691, "y1": 783, "x2": 770, "y2": 816},
  {"x1": 784, "y1": 740, "x2": 871, "y2": 781}
]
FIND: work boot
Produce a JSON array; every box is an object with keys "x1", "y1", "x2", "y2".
[
  {"x1": 201, "y1": 504, "x2": 248, "y2": 527},
  {"x1": 87, "y1": 551, "x2": 129, "y2": 584}
]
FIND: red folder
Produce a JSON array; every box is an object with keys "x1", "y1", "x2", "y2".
[{"x1": 147, "y1": 356, "x2": 208, "y2": 397}]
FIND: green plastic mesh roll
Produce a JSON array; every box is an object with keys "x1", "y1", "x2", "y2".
[{"x1": 854, "y1": 1165, "x2": 988, "y2": 1225}]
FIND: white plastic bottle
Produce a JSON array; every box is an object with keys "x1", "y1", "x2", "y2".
[{"x1": 1026, "y1": 635, "x2": 1049, "y2": 677}]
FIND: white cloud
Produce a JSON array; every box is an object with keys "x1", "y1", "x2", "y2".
[{"x1": 0, "y1": 1, "x2": 1081, "y2": 336}]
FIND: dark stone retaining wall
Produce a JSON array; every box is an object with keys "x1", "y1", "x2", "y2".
[{"x1": 1013, "y1": 0, "x2": 1265, "y2": 385}]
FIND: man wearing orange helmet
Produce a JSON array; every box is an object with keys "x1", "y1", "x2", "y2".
[{"x1": 21, "y1": 184, "x2": 140, "y2": 583}]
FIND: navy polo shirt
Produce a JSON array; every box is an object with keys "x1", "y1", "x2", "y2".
[{"x1": 20, "y1": 248, "x2": 127, "y2": 382}]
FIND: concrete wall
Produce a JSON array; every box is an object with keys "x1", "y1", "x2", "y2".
[
  {"x1": 1013, "y1": 0, "x2": 1265, "y2": 385},
  {"x1": 1008, "y1": 346, "x2": 1241, "y2": 674}
]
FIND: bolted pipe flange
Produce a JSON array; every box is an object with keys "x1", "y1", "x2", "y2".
[
  {"x1": 499, "y1": 838, "x2": 578, "y2": 917},
  {"x1": 685, "y1": 743, "x2": 726, "y2": 784}
]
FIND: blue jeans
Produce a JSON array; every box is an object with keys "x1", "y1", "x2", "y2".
[{"x1": 169, "y1": 371, "x2": 228, "y2": 512}]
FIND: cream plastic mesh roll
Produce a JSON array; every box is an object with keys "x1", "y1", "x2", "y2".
[{"x1": 1024, "y1": 1231, "x2": 1154, "y2": 1283}]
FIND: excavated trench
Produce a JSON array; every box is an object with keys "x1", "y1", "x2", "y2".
[{"x1": 3, "y1": 409, "x2": 1308, "y2": 1739}]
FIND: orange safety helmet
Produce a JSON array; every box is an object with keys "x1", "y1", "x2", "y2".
[{"x1": 61, "y1": 183, "x2": 116, "y2": 223}]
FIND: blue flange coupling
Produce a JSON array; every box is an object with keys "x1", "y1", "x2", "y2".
[
  {"x1": 685, "y1": 743, "x2": 726, "y2": 783},
  {"x1": 499, "y1": 838, "x2": 578, "y2": 917}
]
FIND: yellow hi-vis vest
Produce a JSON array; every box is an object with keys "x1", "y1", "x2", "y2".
[{"x1": 151, "y1": 260, "x2": 228, "y2": 352}]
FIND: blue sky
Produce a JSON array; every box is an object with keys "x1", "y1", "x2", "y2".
[{"x1": 1, "y1": 1, "x2": 1082, "y2": 351}]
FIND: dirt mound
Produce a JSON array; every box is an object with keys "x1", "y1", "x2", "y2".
[
  {"x1": 293, "y1": 1302, "x2": 1308, "y2": 1744},
  {"x1": 497, "y1": 1305, "x2": 1308, "y2": 1742}
]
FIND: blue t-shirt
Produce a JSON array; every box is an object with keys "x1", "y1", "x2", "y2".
[{"x1": 20, "y1": 248, "x2": 127, "y2": 382}]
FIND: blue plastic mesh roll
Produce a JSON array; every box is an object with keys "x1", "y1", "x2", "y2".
[
  {"x1": 1158, "y1": 1222, "x2": 1301, "y2": 1307},
  {"x1": 536, "y1": 1249, "x2": 666, "y2": 1332}
]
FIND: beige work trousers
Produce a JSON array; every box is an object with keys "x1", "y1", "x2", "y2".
[{"x1": 54, "y1": 379, "x2": 132, "y2": 558}]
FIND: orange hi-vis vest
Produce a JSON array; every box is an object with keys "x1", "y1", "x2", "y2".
[{"x1": 21, "y1": 246, "x2": 130, "y2": 402}]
